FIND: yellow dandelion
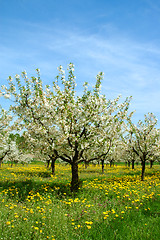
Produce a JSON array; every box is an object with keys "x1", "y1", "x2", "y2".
[
  {"x1": 87, "y1": 225, "x2": 91, "y2": 229},
  {"x1": 6, "y1": 221, "x2": 11, "y2": 225}
]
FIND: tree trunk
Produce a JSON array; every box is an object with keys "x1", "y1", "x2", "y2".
[
  {"x1": 51, "y1": 158, "x2": 56, "y2": 175},
  {"x1": 150, "y1": 160, "x2": 153, "y2": 168},
  {"x1": 46, "y1": 160, "x2": 50, "y2": 169},
  {"x1": 71, "y1": 161, "x2": 79, "y2": 192},
  {"x1": 128, "y1": 161, "x2": 130, "y2": 167},
  {"x1": 101, "y1": 159, "x2": 104, "y2": 174},
  {"x1": 141, "y1": 160, "x2": 145, "y2": 181},
  {"x1": 0, "y1": 159, "x2": 2, "y2": 168},
  {"x1": 132, "y1": 160, "x2": 135, "y2": 170},
  {"x1": 110, "y1": 160, "x2": 112, "y2": 167}
]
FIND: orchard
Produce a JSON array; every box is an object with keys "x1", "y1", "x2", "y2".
[{"x1": 0, "y1": 63, "x2": 160, "y2": 190}]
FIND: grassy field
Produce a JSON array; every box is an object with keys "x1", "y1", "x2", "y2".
[{"x1": 0, "y1": 163, "x2": 160, "y2": 240}]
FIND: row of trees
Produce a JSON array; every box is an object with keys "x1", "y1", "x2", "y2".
[{"x1": 0, "y1": 64, "x2": 159, "y2": 190}]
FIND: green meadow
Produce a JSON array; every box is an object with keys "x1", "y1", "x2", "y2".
[{"x1": 0, "y1": 163, "x2": 160, "y2": 240}]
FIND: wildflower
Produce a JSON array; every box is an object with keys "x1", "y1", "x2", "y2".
[
  {"x1": 111, "y1": 209, "x2": 115, "y2": 214},
  {"x1": 6, "y1": 221, "x2": 11, "y2": 225},
  {"x1": 87, "y1": 225, "x2": 91, "y2": 229}
]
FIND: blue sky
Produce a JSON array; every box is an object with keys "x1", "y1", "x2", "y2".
[{"x1": 1, "y1": 0, "x2": 160, "y2": 125}]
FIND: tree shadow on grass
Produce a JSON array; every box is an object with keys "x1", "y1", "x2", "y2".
[
  {"x1": 1, "y1": 169, "x2": 53, "y2": 178},
  {"x1": 0, "y1": 178, "x2": 73, "y2": 202}
]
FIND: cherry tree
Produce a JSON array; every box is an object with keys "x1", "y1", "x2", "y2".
[
  {"x1": 0, "y1": 106, "x2": 13, "y2": 167},
  {"x1": 125, "y1": 113, "x2": 159, "y2": 180},
  {"x1": 1, "y1": 64, "x2": 131, "y2": 191},
  {"x1": 3, "y1": 140, "x2": 20, "y2": 166},
  {"x1": 22, "y1": 130, "x2": 57, "y2": 174}
]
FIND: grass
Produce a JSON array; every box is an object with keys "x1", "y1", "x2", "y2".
[{"x1": 0, "y1": 163, "x2": 160, "y2": 239}]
